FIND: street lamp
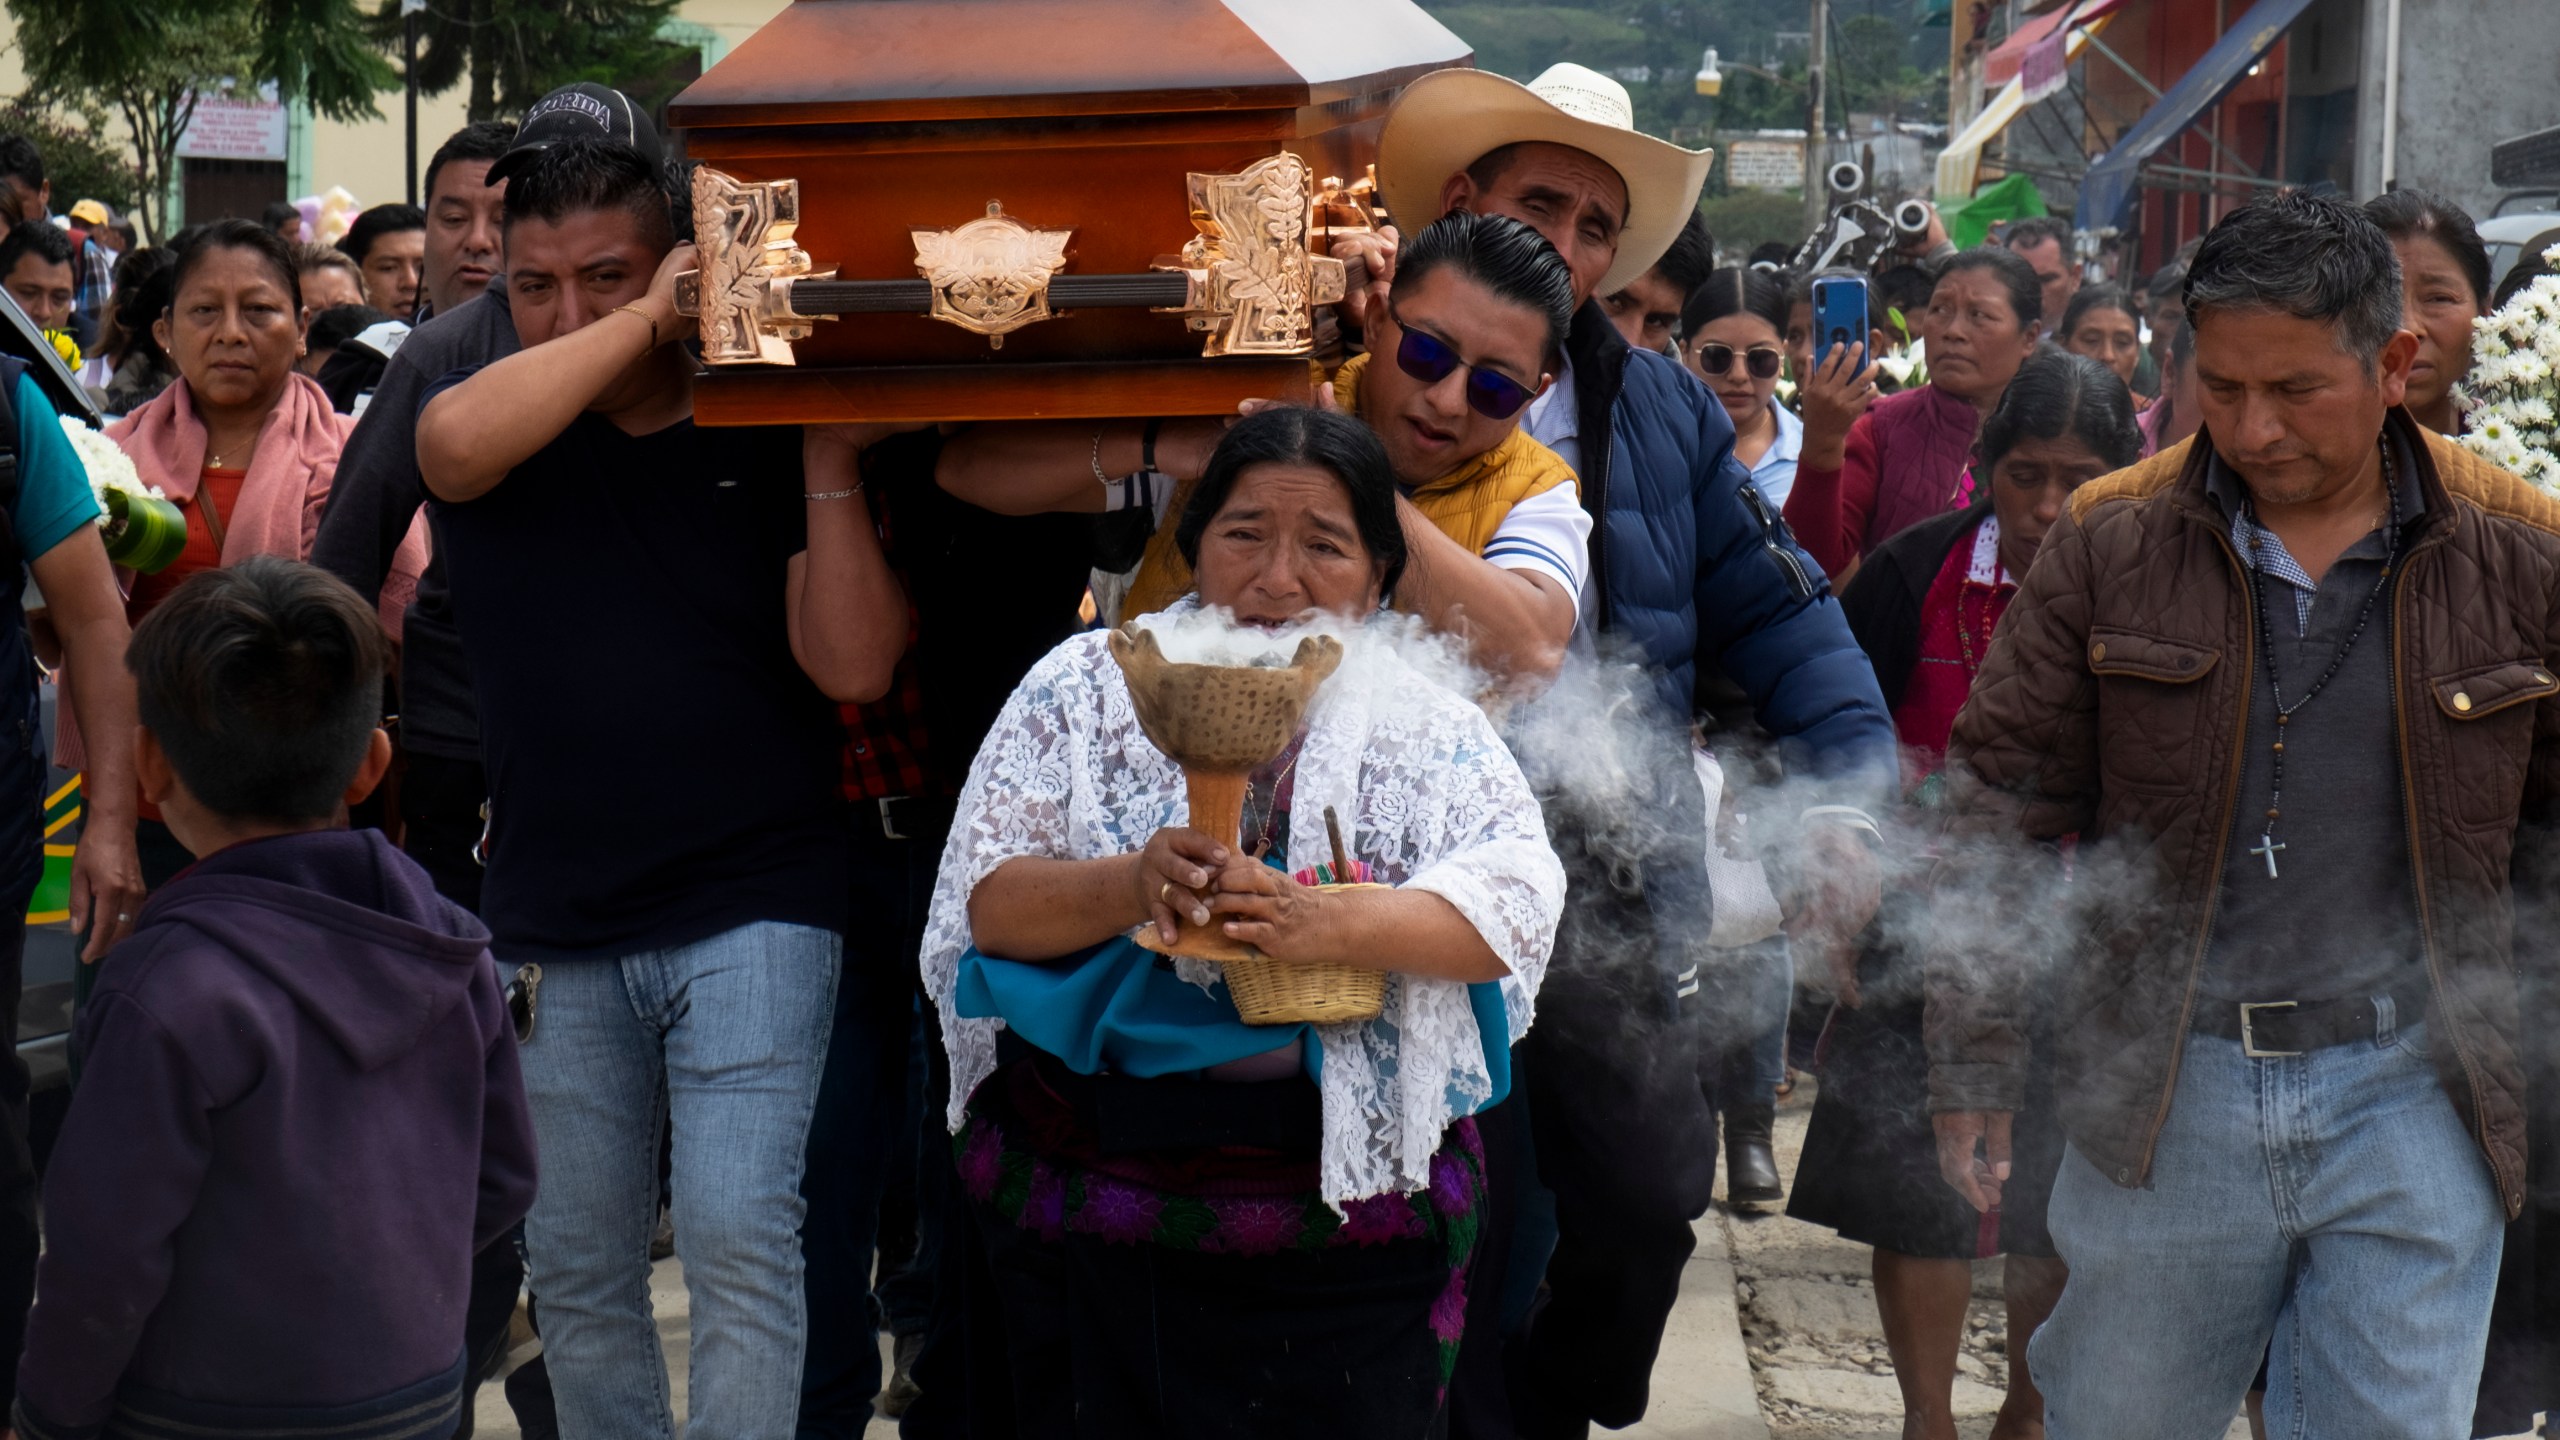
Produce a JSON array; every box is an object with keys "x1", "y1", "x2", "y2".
[{"x1": 1696, "y1": 47, "x2": 1723, "y2": 97}]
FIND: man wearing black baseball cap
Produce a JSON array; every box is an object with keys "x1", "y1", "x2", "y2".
[
  {"x1": 309, "y1": 82, "x2": 668, "y2": 1437},
  {"x1": 483, "y1": 81, "x2": 670, "y2": 190}
]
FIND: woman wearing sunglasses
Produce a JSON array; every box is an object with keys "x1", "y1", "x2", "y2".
[
  {"x1": 1680, "y1": 268, "x2": 1799, "y2": 507},
  {"x1": 944, "y1": 211, "x2": 1589, "y2": 688}
]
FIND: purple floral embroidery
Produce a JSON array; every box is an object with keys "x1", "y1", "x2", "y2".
[
  {"x1": 957, "y1": 1123, "x2": 1004, "y2": 1202},
  {"x1": 1021, "y1": 1165, "x2": 1068, "y2": 1240},
  {"x1": 1337, "y1": 1194, "x2": 1425, "y2": 1247},
  {"x1": 1208, "y1": 1197, "x2": 1303, "y2": 1256},
  {"x1": 1428, "y1": 1152, "x2": 1470, "y2": 1216},
  {"x1": 1428, "y1": 1266, "x2": 1469, "y2": 1344},
  {"x1": 1074, "y1": 1175, "x2": 1164, "y2": 1245}
]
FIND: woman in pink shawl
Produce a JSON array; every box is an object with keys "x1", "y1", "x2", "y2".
[
  {"x1": 86, "y1": 221, "x2": 425, "y2": 884},
  {"x1": 1784, "y1": 249, "x2": 2044, "y2": 582}
]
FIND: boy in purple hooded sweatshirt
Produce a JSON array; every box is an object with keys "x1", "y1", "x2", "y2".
[{"x1": 14, "y1": 556, "x2": 537, "y2": 1440}]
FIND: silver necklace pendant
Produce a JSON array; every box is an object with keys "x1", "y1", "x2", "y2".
[{"x1": 2250, "y1": 832, "x2": 2285, "y2": 879}]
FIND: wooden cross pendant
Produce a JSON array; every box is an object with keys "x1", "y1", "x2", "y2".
[{"x1": 2250, "y1": 833, "x2": 2286, "y2": 879}]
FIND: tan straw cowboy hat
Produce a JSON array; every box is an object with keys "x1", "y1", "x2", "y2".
[{"x1": 1378, "y1": 62, "x2": 1716, "y2": 298}]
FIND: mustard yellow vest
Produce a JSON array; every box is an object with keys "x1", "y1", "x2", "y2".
[{"x1": 1119, "y1": 353, "x2": 1579, "y2": 619}]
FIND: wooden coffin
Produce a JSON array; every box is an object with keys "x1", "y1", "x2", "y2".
[{"x1": 665, "y1": 0, "x2": 1470, "y2": 426}]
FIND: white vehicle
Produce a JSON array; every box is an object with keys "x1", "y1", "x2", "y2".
[{"x1": 2479, "y1": 210, "x2": 2560, "y2": 296}]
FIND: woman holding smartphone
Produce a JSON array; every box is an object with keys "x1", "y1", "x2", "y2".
[{"x1": 1782, "y1": 250, "x2": 2043, "y2": 583}]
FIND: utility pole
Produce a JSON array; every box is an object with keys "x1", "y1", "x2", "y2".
[
  {"x1": 1802, "y1": 0, "x2": 1829, "y2": 239},
  {"x1": 402, "y1": 0, "x2": 425, "y2": 205}
]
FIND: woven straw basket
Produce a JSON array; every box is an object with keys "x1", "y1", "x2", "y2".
[{"x1": 1217, "y1": 882, "x2": 1390, "y2": 1025}]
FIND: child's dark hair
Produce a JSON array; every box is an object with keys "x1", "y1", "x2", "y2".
[
  {"x1": 129, "y1": 558, "x2": 387, "y2": 823},
  {"x1": 502, "y1": 138, "x2": 674, "y2": 252}
]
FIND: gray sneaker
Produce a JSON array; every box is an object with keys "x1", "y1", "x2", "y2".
[{"x1": 880, "y1": 1332, "x2": 924, "y2": 1417}]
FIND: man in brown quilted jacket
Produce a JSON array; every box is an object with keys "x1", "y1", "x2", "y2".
[{"x1": 1924, "y1": 191, "x2": 2551, "y2": 1438}]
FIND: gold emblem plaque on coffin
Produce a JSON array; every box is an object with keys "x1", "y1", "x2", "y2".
[{"x1": 662, "y1": 0, "x2": 1470, "y2": 425}]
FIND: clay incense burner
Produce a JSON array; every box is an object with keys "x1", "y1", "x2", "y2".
[{"x1": 1108, "y1": 624, "x2": 1343, "y2": 962}]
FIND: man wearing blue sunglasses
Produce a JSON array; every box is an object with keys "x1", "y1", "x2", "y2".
[
  {"x1": 935, "y1": 209, "x2": 1595, "y2": 689},
  {"x1": 1352, "y1": 60, "x2": 1902, "y2": 1440}
]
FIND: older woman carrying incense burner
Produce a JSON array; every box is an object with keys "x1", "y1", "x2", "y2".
[{"x1": 924, "y1": 405, "x2": 1564, "y2": 1438}]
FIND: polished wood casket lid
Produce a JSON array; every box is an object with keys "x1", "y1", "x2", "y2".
[{"x1": 667, "y1": 0, "x2": 1469, "y2": 130}]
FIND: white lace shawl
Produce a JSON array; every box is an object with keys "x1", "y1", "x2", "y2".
[{"x1": 922, "y1": 621, "x2": 1565, "y2": 1206}]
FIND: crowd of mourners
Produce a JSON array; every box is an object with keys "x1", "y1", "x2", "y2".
[{"x1": 0, "y1": 51, "x2": 2549, "y2": 1440}]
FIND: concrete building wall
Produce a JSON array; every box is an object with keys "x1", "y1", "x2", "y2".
[{"x1": 2357, "y1": 0, "x2": 2560, "y2": 217}]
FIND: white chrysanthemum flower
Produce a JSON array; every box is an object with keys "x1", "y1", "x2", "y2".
[
  {"x1": 56, "y1": 415, "x2": 147, "y2": 506},
  {"x1": 2462, "y1": 265, "x2": 2560, "y2": 484}
]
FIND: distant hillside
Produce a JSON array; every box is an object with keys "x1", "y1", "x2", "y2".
[
  {"x1": 1424, "y1": 1, "x2": 1792, "y2": 86},
  {"x1": 1419, "y1": 0, "x2": 1946, "y2": 139}
]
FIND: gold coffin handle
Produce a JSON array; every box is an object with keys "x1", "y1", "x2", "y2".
[
  {"x1": 675, "y1": 167, "x2": 835, "y2": 366},
  {"x1": 1154, "y1": 151, "x2": 1348, "y2": 359}
]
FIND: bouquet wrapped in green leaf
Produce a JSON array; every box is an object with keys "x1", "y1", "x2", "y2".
[{"x1": 57, "y1": 415, "x2": 186, "y2": 573}]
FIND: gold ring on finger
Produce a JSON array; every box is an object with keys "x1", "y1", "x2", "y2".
[{"x1": 1159, "y1": 881, "x2": 1175, "y2": 902}]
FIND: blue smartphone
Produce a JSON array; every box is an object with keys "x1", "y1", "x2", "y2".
[{"x1": 1810, "y1": 276, "x2": 1869, "y2": 366}]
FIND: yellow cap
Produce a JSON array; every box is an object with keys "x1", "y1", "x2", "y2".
[{"x1": 66, "y1": 199, "x2": 110, "y2": 227}]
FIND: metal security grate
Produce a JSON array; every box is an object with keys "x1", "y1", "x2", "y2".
[{"x1": 2492, "y1": 125, "x2": 2560, "y2": 190}]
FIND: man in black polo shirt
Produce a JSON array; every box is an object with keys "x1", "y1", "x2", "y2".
[{"x1": 416, "y1": 138, "x2": 907, "y2": 1437}]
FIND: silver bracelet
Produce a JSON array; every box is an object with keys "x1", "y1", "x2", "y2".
[
  {"x1": 1091, "y1": 426, "x2": 1111, "y2": 487},
  {"x1": 804, "y1": 484, "x2": 864, "y2": 501}
]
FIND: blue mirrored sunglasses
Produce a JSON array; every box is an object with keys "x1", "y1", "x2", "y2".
[{"x1": 1394, "y1": 326, "x2": 1537, "y2": 421}]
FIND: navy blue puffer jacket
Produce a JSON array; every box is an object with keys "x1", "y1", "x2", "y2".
[{"x1": 1562, "y1": 302, "x2": 1897, "y2": 792}]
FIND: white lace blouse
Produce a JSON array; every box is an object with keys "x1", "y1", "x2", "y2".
[{"x1": 922, "y1": 615, "x2": 1566, "y2": 1206}]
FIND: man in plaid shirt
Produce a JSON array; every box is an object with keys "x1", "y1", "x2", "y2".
[{"x1": 62, "y1": 199, "x2": 115, "y2": 349}]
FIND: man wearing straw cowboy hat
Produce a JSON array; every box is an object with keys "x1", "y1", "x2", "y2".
[{"x1": 1350, "y1": 62, "x2": 1898, "y2": 1437}]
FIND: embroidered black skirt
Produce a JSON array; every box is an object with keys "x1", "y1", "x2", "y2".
[{"x1": 957, "y1": 1055, "x2": 1483, "y2": 1440}]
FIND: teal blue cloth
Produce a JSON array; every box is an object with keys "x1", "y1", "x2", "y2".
[
  {"x1": 956, "y1": 937, "x2": 1314, "y2": 1078},
  {"x1": 14, "y1": 374, "x2": 103, "y2": 560},
  {"x1": 956, "y1": 936, "x2": 1515, "y2": 1110}
]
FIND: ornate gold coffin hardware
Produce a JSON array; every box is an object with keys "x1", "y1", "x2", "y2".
[
  {"x1": 1150, "y1": 152, "x2": 1348, "y2": 359},
  {"x1": 674, "y1": 168, "x2": 837, "y2": 366},
  {"x1": 673, "y1": 151, "x2": 1366, "y2": 365},
  {"x1": 910, "y1": 203, "x2": 1070, "y2": 349}
]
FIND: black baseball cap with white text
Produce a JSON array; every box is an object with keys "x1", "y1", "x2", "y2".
[{"x1": 484, "y1": 83, "x2": 666, "y2": 186}]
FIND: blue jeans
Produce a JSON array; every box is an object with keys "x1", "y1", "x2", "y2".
[
  {"x1": 1740, "y1": 937, "x2": 1793, "y2": 1097},
  {"x1": 517, "y1": 921, "x2": 840, "y2": 1440},
  {"x1": 2032, "y1": 1004, "x2": 2503, "y2": 1440},
  {"x1": 798, "y1": 825, "x2": 938, "y2": 1438}
]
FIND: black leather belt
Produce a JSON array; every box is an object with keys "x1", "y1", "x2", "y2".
[
  {"x1": 864, "y1": 795, "x2": 956, "y2": 843},
  {"x1": 2194, "y1": 983, "x2": 2430, "y2": 1057}
]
